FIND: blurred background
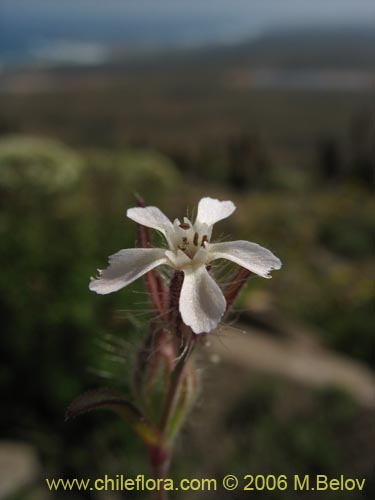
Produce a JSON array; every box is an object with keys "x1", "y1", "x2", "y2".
[{"x1": 0, "y1": 1, "x2": 374, "y2": 498}]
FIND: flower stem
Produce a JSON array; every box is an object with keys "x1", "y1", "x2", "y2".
[
  {"x1": 148, "y1": 445, "x2": 171, "y2": 500},
  {"x1": 148, "y1": 339, "x2": 194, "y2": 500}
]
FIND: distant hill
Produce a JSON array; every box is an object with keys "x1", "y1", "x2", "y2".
[
  {"x1": 1, "y1": 22, "x2": 375, "y2": 71},
  {"x1": 200, "y1": 25, "x2": 375, "y2": 70},
  {"x1": 102, "y1": 24, "x2": 375, "y2": 74}
]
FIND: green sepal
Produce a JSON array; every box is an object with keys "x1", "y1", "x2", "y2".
[{"x1": 165, "y1": 371, "x2": 196, "y2": 442}]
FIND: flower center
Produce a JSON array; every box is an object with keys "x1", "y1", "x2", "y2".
[{"x1": 174, "y1": 220, "x2": 209, "y2": 259}]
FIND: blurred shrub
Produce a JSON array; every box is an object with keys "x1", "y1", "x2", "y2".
[
  {"x1": 318, "y1": 214, "x2": 373, "y2": 258},
  {"x1": 0, "y1": 135, "x2": 83, "y2": 193},
  {"x1": 0, "y1": 137, "x2": 181, "y2": 488},
  {"x1": 83, "y1": 147, "x2": 181, "y2": 199},
  {"x1": 237, "y1": 188, "x2": 374, "y2": 366},
  {"x1": 263, "y1": 164, "x2": 314, "y2": 191}
]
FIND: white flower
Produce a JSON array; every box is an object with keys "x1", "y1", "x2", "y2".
[{"x1": 89, "y1": 197, "x2": 282, "y2": 334}]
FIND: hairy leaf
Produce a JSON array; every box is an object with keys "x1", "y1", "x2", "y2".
[{"x1": 66, "y1": 388, "x2": 162, "y2": 446}]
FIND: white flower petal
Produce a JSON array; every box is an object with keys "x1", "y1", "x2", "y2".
[
  {"x1": 126, "y1": 206, "x2": 174, "y2": 237},
  {"x1": 165, "y1": 249, "x2": 191, "y2": 269},
  {"x1": 208, "y1": 241, "x2": 282, "y2": 278},
  {"x1": 179, "y1": 266, "x2": 226, "y2": 334},
  {"x1": 89, "y1": 248, "x2": 167, "y2": 294},
  {"x1": 191, "y1": 246, "x2": 209, "y2": 266},
  {"x1": 195, "y1": 197, "x2": 236, "y2": 228}
]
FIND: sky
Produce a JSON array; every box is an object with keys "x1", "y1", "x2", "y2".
[
  {"x1": 1, "y1": 0, "x2": 374, "y2": 63},
  {"x1": 2, "y1": 0, "x2": 375, "y2": 21},
  {"x1": 2, "y1": 0, "x2": 375, "y2": 18}
]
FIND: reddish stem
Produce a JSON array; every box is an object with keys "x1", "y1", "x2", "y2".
[{"x1": 147, "y1": 445, "x2": 171, "y2": 500}]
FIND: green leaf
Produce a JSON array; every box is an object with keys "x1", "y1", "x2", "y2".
[{"x1": 66, "y1": 388, "x2": 162, "y2": 446}]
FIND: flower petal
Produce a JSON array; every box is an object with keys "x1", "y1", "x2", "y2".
[
  {"x1": 127, "y1": 206, "x2": 174, "y2": 237},
  {"x1": 208, "y1": 241, "x2": 282, "y2": 278},
  {"x1": 89, "y1": 248, "x2": 167, "y2": 294},
  {"x1": 179, "y1": 266, "x2": 226, "y2": 334},
  {"x1": 165, "y1": 249, "x2": 191, "y2": 269},
  {"x1": 195, "y1": 197, "x2": 236, "y2": 228}
]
